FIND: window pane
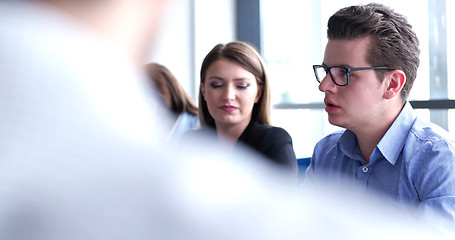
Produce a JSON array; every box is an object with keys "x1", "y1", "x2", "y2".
[
  {"x1": 448, "y1": 1, "x2": 455, "y2": 99},
  {"x1": 271, "y1": 108, "x2": 341, "y2": 158},
  {"x1": 414, "y1": 109, "x2": 431, "y2": 122},
  {"x1": 262, "y1": 0, "x2": 323, "y2": 105},
  {"x1": 450, "y1": 110, "x2": 455, "y2": 132}
]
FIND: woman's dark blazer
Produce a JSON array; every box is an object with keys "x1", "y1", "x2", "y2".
[
  {"x1": 182, "y1": 121, "x2": 298, "y2": 175},
  {"x1": 237, "y1": 121, "x2": 298, "y2": 173}
]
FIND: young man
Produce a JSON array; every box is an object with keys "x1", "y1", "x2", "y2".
[{"x1": 307, "y1": 3, "x2": 455, "y2": 224}]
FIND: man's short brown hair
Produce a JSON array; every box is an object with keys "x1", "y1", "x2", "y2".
[{"x1": 327, "y1": 3, "x2": 420, "y2": 100}]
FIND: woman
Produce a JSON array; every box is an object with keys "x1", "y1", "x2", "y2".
[
  {"x1": 196, "y1": 41, "x2": 297, "y2": 174},
  {"x1": 145, "y1": 63, "x2": 200, "y2": 143}
]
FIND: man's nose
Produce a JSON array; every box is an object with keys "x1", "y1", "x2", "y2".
[{"x1": 318, "y1": 72, "x2": 336, "y2": 93}]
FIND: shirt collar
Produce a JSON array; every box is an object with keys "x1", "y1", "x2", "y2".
[
  {"x1": 337, "y1": 102, "x2": 417, "y2": 165},
  {"x1": 338, "y1": 130, "x2": 363, "y2": 162},
  {"x1": 377, "y1": 102, "x2": 417, "y2": 165}
]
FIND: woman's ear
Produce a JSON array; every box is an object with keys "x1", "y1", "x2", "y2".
[
  {"x1": 200, "y1": 83, "x2": 206, "y2": 100},
  {"x1": 255, "y1": 85, "x2": 263, "y2": 103},
  {"x1": 383, "y1": 70, "x2": 406, "y2": 100}
]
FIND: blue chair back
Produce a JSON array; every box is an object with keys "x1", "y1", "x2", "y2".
[{"x1": 297, "y1": 157, "x2": 311, "y2": 182}]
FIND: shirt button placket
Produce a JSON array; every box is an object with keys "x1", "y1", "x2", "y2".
[{"x1": 356, "y1": 165, "x2": 371, "y2": 192}]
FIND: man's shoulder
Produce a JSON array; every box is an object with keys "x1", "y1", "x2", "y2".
[
  {"x1": 317, "y1": 129, "x2": 346, "y2": 145},
  {"x1": 312, "y1": 130, "x2": 347, "y2": 158},
  {"x1": 402, "y1": 117, "x2": 455, "y2": 171},
  {"x1": 410, "y1": 117, "x2": 454, "y2": 144}
]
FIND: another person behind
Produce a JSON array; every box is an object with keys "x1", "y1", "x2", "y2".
[
  {"x1": 191, "y1": 41, "x2": 298, "y2": 175},
  {"x1": 306, "y1": 3, "x2": 455, "y2": 225},
  {"x1": 145, "y1": 63, "x2": 200, "y2": 143}
]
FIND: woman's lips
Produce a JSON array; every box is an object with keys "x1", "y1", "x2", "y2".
[{"x1": 219, "y1": 105, "x2": 238, "y2": 112}]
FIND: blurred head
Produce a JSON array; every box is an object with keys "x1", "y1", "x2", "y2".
[
  {"x1": 199, "y1": 41, "x2": 271, "y2": 128},
  {"x1": 145, "y1": 63, "x2": 198, "y2": 116},
  {"x1": 40, "y1": 0, "x2": 170, "y2": 64},
  {"x1": 327, "y1": 3, "x2": 420, "y2": 100}
]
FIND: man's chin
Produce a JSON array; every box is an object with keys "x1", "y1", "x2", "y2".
[{"x1": 328, "y1": 117, "x2": 345, "y2": 128}]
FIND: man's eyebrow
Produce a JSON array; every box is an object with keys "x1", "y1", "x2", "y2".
[{"x1": 321, "y1": 63, "x2": 356, "y2": 68}]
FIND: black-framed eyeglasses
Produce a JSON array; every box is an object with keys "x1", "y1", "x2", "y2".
[{"x1": 312, "y1": 65, "x2": 395, "y2": 86}]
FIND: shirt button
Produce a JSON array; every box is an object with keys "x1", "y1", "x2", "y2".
[{"x1": 362, "y1": 167, "x2": 368, "y2": 173}]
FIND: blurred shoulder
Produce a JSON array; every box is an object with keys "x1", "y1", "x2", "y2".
[{"x1": 180, "y1": 126, "x2": 216, "y2": 143}]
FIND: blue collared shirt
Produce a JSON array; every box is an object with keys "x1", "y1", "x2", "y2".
[{"x1": 306, "y1": 102, "x2": 455, "y2": 223}]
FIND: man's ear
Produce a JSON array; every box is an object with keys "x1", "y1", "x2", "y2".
[{"x1": 383, "y1": 70, "x2": 406, "y2": 100}]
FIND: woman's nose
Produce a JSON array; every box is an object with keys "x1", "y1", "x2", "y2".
[{"x1": 222, "y1": 85, "x2": 236, "y2": 101}]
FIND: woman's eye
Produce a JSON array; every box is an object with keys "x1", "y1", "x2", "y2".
[
  {"x1": 237, "y1": 83, "x2": 249, "y2": 89},
  {"x1": 210, "y1": 82, "x2": 223, "y2": 88}
]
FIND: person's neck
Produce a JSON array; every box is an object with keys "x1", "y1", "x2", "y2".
[
  {"x1": 352, "y1": 102, "x2": 405, "y2": 163},
  {"x1": 215, "y1": 120, "x2": 251, "y2": 143},
  {"x1": 355, "y1": 129, "x2": 386, "y2": 163}
]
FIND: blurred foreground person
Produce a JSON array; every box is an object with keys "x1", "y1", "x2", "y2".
[
  {"x1": 0, "y1": 0, "x2": 453, "y2": 239},
  {"x1": 144, "y1": 63, "x2": 200, "y2": 143},
  {"x1": 308, "y1": 3, "x2": 455, "y2": 229}
]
